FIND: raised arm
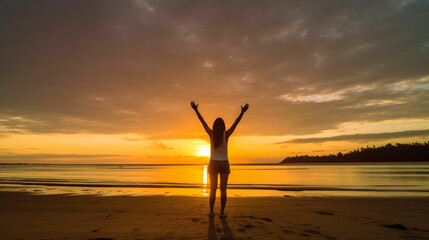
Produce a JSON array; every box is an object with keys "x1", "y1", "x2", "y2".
[
  {"x1": 190, "y1": 101, "x2": 212, "y2": 135},
  {"x1": 226, "y1": 103, "x2": 249, "y2": 138}
]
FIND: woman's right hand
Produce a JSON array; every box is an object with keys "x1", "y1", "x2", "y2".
[{"x1": 191, "y1": 101, "x2": 198, "y2": 110}]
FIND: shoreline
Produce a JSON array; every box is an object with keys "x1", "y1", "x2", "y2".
[
  {"x1": 2, "y1": 161, "x2": 429, "y2": 165},
  {"x1": 1, "y1": 191, "x2": 429, "y2": 239},
  {"x1": 3, "y1": 185, "x2": 429, "y2": 198}
]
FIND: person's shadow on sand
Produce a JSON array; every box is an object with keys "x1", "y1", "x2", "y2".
[{"x1": 208, "y1": 216, "x2": 234, "y2": 240}]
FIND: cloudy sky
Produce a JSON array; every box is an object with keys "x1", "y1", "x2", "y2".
[{"x1": 1, "y1": 0, "x2": 429, "y2": 163}]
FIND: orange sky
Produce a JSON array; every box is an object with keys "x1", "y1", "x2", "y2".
[{"x1": 1, "y1": 1, "x2": 429, "y2": 163}]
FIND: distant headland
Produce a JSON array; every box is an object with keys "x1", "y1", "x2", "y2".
[{"x1": 280, "y1": 142, "x2": 429, "y2": 164}]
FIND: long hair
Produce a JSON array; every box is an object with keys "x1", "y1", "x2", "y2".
[{"x1": 213, "y1": 118, "x2": 226, "y2": 149}]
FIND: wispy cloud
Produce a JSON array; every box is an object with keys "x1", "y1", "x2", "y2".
[
  {"x1": 149, "y1": 141, "x2": 174, "y2": 150},
  {"x1": 280, "y1": 85, "x2": 373, "y2": 103},
  {"x1": 278, "y1": 129, "x2": 429, "y2": 144},
  {"x1": 0, "y1": 153, "x2": 124, "y2": 160}
]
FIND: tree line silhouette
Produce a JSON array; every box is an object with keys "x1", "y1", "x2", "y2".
[{"x1": 280, "y1": 142, "x2": 429, "y2": 163}]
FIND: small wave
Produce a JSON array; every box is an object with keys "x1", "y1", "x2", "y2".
[{"x1": 1, "y1": 180, "x2": 428, "y2": 192}]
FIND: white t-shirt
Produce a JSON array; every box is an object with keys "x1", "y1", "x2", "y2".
[{"x1": 210, "y1": 133, "x2": 228, "y2": 161}]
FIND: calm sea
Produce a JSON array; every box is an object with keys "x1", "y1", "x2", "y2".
[{"x1": 1, "y1": 163, "x2": 428, "y2": 197}]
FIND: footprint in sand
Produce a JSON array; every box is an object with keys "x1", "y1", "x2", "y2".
[
  {"x1": 262, "y1": 217, "x2": 272, "y2": 222},
  {"x1": 304, "y1": 229, "x2": 320, "y2": 234},
  {"x1": 191, "y1": 218, "x2": 200, "y2": 222},
  {"x1": 400, "y1": 235, "x2": 424, "y2": 239},
  {"x1": 92, "y1": 228, "x2": 102, "y2": 233},
  {"x1": 243, "y1": 223, "x2": 254, "y2": 229},
  {"x1": 304, "y1": 228, "x2": 337, "y2": 240},
  {"x1": 382, "y1": 224, "x2": 407, "y2": 230},
  {"x1": 314, "y1": 211, "x2": 334, "y2": 215}
]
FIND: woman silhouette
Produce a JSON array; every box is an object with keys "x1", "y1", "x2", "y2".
[{"x1": 191, "y1": 101, "x2": 249, "y2": 217}]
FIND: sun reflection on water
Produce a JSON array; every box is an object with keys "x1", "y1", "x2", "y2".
[{"x1": 202, "y1": 164, "x2": 208, "y2": 196}]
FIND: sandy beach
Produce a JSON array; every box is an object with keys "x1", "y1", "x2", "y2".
[{"x1": 0, "y1": 192, "x2": 428, "y2": 239}]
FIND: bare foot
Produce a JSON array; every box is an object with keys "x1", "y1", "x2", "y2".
[
  {"x1": 219, "y1": 213, "x2": 227, "y2": 218},
  {"x1": 209, "y1": 212, "x2": 214, "y2": 217}
]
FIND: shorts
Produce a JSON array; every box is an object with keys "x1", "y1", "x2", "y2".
[{"x1": 208, "y1": 160, "x2": 230, "y2": 174}]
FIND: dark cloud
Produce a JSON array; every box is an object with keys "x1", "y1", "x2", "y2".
[
  {"x1": 278, "y1": 129, "x2": 429, "y2": 144},
  {"x1": 1, "y1": 0, "x2": 429, "y2": 138}
]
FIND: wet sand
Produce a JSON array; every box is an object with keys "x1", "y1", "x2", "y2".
[{"x1": 1, "y1": 191, "x2": 428, "y2": 239}]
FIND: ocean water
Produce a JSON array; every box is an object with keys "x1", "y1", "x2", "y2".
[{"x1": 0, "y1": 163, "x2": 428, "y2": 197}]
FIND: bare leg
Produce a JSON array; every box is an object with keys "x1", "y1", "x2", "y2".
[
  {"x1": 220, "y1": 173, "x2": 229, "y2": 217},
  {"x1": 209, "y1": 173, "x2": 218, "y2": 216}
]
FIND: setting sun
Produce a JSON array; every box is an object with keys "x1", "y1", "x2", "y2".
[{"x1": 195, "y1": 145, "x2": 210, "y2": 157}]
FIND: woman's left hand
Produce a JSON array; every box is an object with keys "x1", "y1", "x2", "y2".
[{"x1": 241, "y1": 103, "x2": 249, "y2": 113}]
